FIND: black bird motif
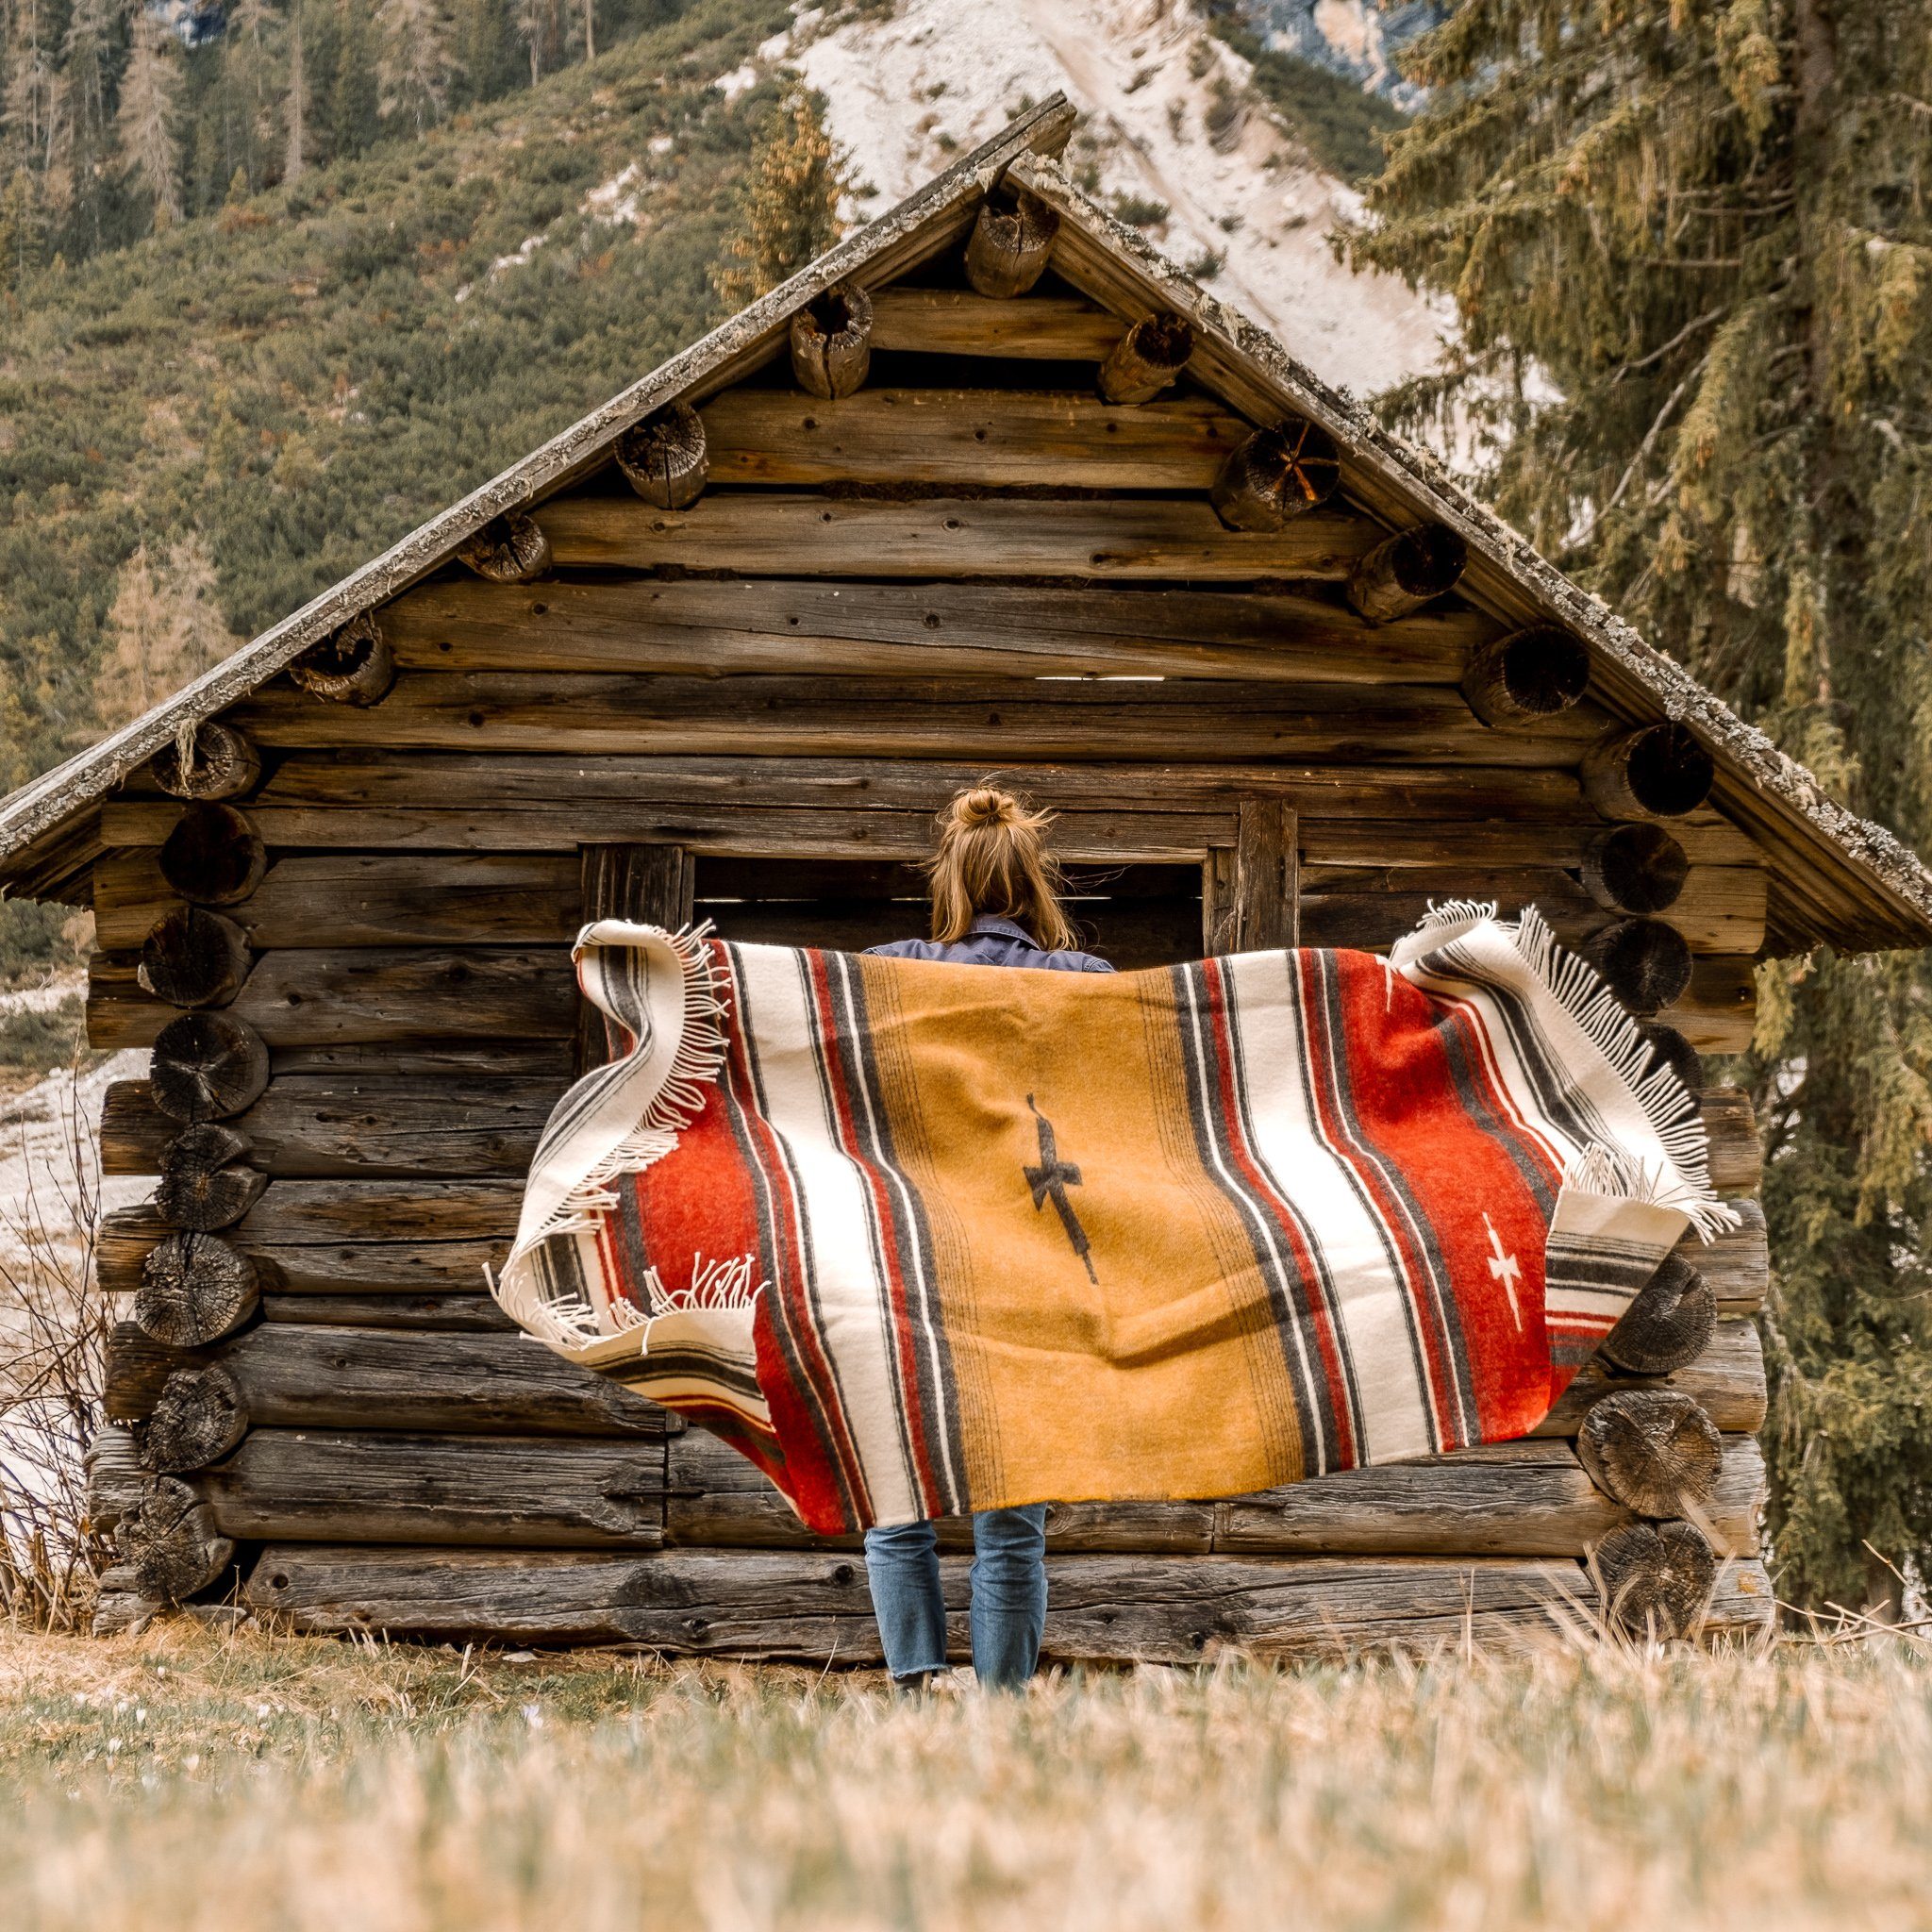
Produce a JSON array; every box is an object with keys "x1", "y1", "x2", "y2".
[{"x1": 1024, "y1": 1093, "x2": 1097, "y2": 1284}]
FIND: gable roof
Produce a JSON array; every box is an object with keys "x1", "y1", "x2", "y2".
[{"x1": 3, "y1": 94, "x2": 1928, "y2": 954}]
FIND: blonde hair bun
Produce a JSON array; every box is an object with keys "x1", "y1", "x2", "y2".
[
  {"x1": 952, "y1": 786, "x2": 1017, "y2": 830},
  {"x1": 924, "y1": 783, "x2": 1080, "y2": 953}
]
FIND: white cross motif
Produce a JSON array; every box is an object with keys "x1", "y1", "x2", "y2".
[{"x1": 1483, "y1": 1213, "x2": 1524, "y2": 1332}]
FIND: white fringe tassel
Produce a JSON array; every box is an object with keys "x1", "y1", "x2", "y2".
[
  {"x1": 504, "y1": 922, "x2": 738, "y2": 1348},
  {"x1": 1412, "y1": 899, "x2": 1739, "y2": 1241}
]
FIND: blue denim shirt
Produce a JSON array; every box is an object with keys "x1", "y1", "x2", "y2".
[{"x1": 866, "y1": 913, "x2": 1115, "y2": 974}]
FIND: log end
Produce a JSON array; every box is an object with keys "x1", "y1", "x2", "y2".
[
  {"x1": 119, "y1": 1475, "x2": 234, "y2": 1603},
  {"x1": 616, "y1": 401, "x2": 709, "y2": 510},
  {"x1": 1593, "y1": 1519, "x2": 1719, "y2": 1641},
  {"x1": 137, "y1": 907, "x2": 252, "y2": 1010},
  {"x1": 149, "y1": 1011, "x2": 271, "y2": 1124},
  {"x1": 1460, "y1": 625, "x2": 1591, "y2": 725},
  {"x1": 1600, "y1": 1256, "x2": 1718, "y2": 1376},
  {"x1": 158, "y1": 802, "x2": 267, "y2": 908},
  {"x1": 456, "y1": 508, "x2": 552, "y2": 583},
  {"x1": 1582, "y1": 822, "x2": 1690, "y2": 916},
  {"x1": 1345, "y1": 523, "x2": 1468, "y2": 624},
  {"x1": 790, "y1": 285, "x2": 874, "y2": 400},
  {"x1": 1209, "y1": 421, "x2": 1342, "y2": 532},
  {"x1": 1582, "y1": 722, "x2": 1716, "y2": 821},
  {"x1": 1096, "y1": 312, "x2": 1195, "y2": 405},
  {"x1": 1578, "y1": 1389, "x2": 1723, "y2": 1520},
  {"x1": 142, "y1": 1364, "x2": 250, "y2": 1474},
  {"x1": 963, "y1": 183, "x2": 1061, "y2": 297},
  {"x1": 1582, "y1": 916, "x2": 1693, "y2": 1017},
  {"x1": 290, "y1": 612, "x2": 396, "y2": 708},
  {"x1": 136, "y1": 1231, "x2": 260, "y2": 1348},
  {"x1": 149, "y1": 722, "x2": 261, "y2": 803}
]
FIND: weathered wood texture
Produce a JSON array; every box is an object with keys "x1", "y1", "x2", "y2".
[
  {"x1": 526, "y1": 493, "x2": 1382, "y2": 579},
  {"x1": 230, "y1": 674, "x2": 1607, "y2": 764},
  {"x1": 184, "y1": 1425, "x2": 1760, "y2": 1557},
  {"x1": 105, "y1": 1322, "x2": 679, "y2": 1438},
  {"x1": 242, "y1": 1542, "x2": 1774, "y2": 1655},
  {"x1": 94, "y1": 849, "x2": 1766, "y2": 957},
  {"x1": 700, "y1": 389, "x2": 1247, "y2": 489},
  {"x1": 665, "y1": 1426, "x2": 1763, "y2": 1558},
  {"x1": 866, "y1": 287, "x2": 1121, "y2": 358},
  {"x1": 104, "y1": 1316, "x2": 1766, "y2": 1440},
  {"x1": 373, "y1": 577, "x2": 1490, "y2": 683}
]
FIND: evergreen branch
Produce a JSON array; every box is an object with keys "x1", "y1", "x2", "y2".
[
  {"x1": 1600, "y1": 354, "x2": 1708, "y2": 520},
  {"x1": 1610, "y1": 306, "x2": 1726, "y2": 384}
]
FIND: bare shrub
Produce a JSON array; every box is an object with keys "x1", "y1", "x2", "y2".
[{"x1": 0, "y1": 1081, "x2": 112, "y2": 1632}]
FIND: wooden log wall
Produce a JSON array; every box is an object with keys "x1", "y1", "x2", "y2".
[{"x1": 85, "y1": 238, "x2": 1774, "y2": 1654}]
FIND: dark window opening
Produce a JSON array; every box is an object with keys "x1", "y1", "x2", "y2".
[{"x1": 695, "y1": 858, "x2": 1204, "y2": 971}]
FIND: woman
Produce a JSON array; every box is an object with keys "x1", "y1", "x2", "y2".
[{"x1": 863, "y1": 783, "x2": 1114, "y2": 1693}]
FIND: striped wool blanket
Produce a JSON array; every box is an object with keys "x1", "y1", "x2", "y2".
[{"x1": 491, "y1": 907, "x2": 1735, "y2": 1536}]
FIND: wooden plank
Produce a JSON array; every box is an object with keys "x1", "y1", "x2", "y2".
[
  {"x1": 1701, "y1": 1087, "x2": 1761, "y2": 1195},
  {"x1": 229, "y1": 674, "x2": 1606, "y2": 766},
  {"x1": 529, "y1": 492, "x2": 1386, "y2": 580},
  {"x1": 1233, "y1": 797, "x2": 1297, "y2": 949},
  {"x1": 94, "y1": 853, "x2": 581, "y2": 951},
  {"x1": 1695, "y1": 1198, "x2": 1767, "y2": 1313},
  {"x1": 375, "y1": 576, "x2": 1490, "y2": 685},
  {"x1": 105, "y1": 1315, "x2": 1764, "y2": 1440},
  {"x1": 699, "y1": 389, "x2": 1250, "y2": 490},
  {"x1": 241, "y1": 1542, "x2": 1774, "y2": 1655},
  {"x1": 104, "y1": 1322, "x2": 678, "y2": 1438},
  {"x1": 92, "y1": 848, "x2": 1760, "y2": 958},
  {"x1": 101, "y1": 1075, "x2": 563, "y2": 1179},
  {"x1": 258, "y1": 1293, "x2": 513, "y2": 1329},
  {"x1": 867, "y1": 287, "x2": 1123, "y2": 358},
  {"x1": 87, "y1": 946, "x2": 575, "y2": 1050},
  {"x1": 665, "y1": 1426, "x2": 1763, "y2": 1558},
  {"x1": 200, "y1": 1430, "x2": 669, "y2": 1549}
]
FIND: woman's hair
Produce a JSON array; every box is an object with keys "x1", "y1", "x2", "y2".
[{"x1": 926, "y1": 784, "x2": 1080, "y2": 952}]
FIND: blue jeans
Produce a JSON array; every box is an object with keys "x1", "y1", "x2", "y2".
[{"x1": 863, "y1": 1506, "x2": 1048, "y2": 1690}]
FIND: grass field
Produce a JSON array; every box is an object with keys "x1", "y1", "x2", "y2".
[{"x1": 0, "y1": 1622, "x2": 1927, "y2": 1930}]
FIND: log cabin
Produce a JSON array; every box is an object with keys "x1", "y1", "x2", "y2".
[{"x1": 8, "y1": 95, "x2": 1932, "y2": 1657}]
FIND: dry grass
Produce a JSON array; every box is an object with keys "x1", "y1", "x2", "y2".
[{"x1": 0, "y1": 1621, "x2": 1928, "y2": 1930}]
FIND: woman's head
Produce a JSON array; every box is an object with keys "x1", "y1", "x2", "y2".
[{"x1": 926, "y1": 784, "x2": 1079, "y2": 951}]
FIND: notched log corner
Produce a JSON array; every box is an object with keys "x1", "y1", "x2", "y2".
[
  {"x1": 790, "y1": 284, "x2": 874, "y2": 400},
  {"x1": 616, "y1": 401, "x2": 708, "y2": 510},
  {"x1": 158, "y1": 801, "x2": 267, "y2": 908},
  {"x1": 142, "y1": 1364, "x2": 250, "y2": 1474},
  {"x1": 156, "y1": 1123, "x2": 267, "y2": 1232},
  {"x1": 1592, "y1": 1519, "x2": 1719, "y2": 1641},
  {"x1": 118, "y1": 1475, "x2": 234, "y2": 1604},
  {"x1": 149, "y1": 1010, "x2": 271, "y2": 1124},
  {"x1": 136, "y1": 1231, "x2": 260, "y2": 1348},
  {"x1": 291, "y1": 611, "x2": 396, "y2": 708},
  {"x1": 138, "y1": 906, "x2": 251, "y2": 1009}
]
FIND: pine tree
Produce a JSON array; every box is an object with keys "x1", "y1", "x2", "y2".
[
  {"x1": 116, "y1": 10, "x2": 184, "y2": 228},
  {"x1": 58, "y1": 0, "x2": 118, "y2": 249},
  {"x1": 96, "y1": 536, "x2": 241, "y2": 731},
  {"x1": 375, "y1": 0, "x2": 460, "y2": 133},
  {"x1": 1352, "y1": 2, "x2": 1932, "y2": 1616},
  {"x1": 285, "y1": 8, "x2": 308, "y2": 182},
  {"x1": 0, "y1": 162, "x2": 42, "y2": 288},
  {"x1": 712, "y1": 83, "x2": 848, "y2": 308},
  {"x1": 327, "y1": 0, "x2": 382, "y2": 158}
]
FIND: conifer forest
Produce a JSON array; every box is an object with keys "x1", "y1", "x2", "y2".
[{"x1": 2, "y1": 0, "x2": 1930, "y2": 1620}]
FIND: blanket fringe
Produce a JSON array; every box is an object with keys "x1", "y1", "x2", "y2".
[
  {"x1": 1408, "y1": 900, "x2": 1739, "y2": 1241},
  {"x1": 499, "y1": 922, "x2": 734, "y2": 1347}
]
